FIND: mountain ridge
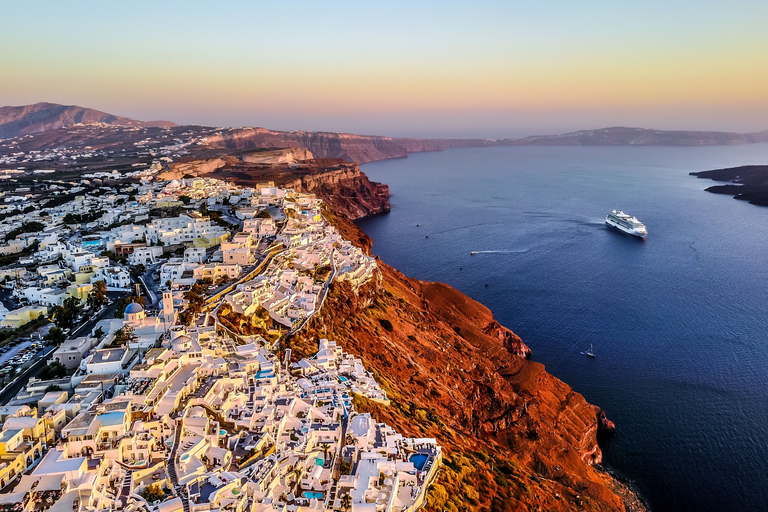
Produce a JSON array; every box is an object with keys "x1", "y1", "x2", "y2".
[
  {"x1": 0, "y1": 102, "x2": 176, "y2": 139},
  {"x1": 2, "y1": 102, "x2": 767, "y2": 165}
]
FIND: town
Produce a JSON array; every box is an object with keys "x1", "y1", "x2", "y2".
[{"x1": 0, "y1": 159, "x2": 441, "y2": 512}]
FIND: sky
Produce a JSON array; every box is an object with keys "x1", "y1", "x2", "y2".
[{"x1": 2, "y1": 0, "x2": 767, "y2": 138}]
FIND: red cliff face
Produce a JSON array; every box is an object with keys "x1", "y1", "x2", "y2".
[
  {"x1": 286, "y1": 213, "x2": 640, "y2": 512},
  {"x1": 202, "y1": 127, "x2": 490, "y2": 164},
  {"x1": 281, "y1": 164, "x2": 390, "y2": 219},
  {"x1": 167, "y1": 150, "x2": 391, "y2": 220}
]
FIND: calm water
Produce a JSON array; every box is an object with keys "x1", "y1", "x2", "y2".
[{"x1": 356, "y1": 145, "x2": 768, "y2": 512}]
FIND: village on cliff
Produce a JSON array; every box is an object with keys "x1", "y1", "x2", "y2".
[{"x1": 0, "y1": 153, "x2": 441, "y2": 512}]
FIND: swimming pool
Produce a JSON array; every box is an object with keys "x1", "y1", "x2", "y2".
[
  {"x1": 303, "y1": 491, "x2": 323, "y2": 499},
  {"x1": 409, "y1": 453, "x2": 429, "y2": 472},
  {"x1": 339, "y1": 376, "x2": 348, "y2": 382}
]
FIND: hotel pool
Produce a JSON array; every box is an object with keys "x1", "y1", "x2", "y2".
[
  {"x1": 339, "y1": 376, "x2": 348, "y2": 382},
  {"x1": 303, "y1": 491, "x2": 323, "y2": 499},
  {"x1": 220, "y1": 429, "x2": 227, "y2": 436},
  {"x1": 409, "y1": 453, "x2": 429, "y2": 472}
]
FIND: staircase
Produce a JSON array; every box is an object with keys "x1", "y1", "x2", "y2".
[{"x1": 167, "y1": 421, "x2": 191, "y2": 512}]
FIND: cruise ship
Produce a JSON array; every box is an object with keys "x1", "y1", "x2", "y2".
[{"x1": 605, "y1": 210, "x2": 647, "y2": 237}]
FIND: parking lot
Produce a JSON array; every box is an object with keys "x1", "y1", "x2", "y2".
[{"x1": 0, "y1": 339, "x2": 46, "y2": 377}]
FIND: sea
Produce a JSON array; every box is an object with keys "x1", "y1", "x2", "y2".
[{"x1": 355, "y1": 144, "x2": 768, "y2": 512}]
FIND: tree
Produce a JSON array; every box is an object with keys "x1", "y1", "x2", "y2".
[
  {"x1": 179, "y1": 195, "x2": 192, "y2": 205},
  {"x1": 50, "y1": 296, "x2": 82, "y2": 330},
  {"x1": 87, "y1": 280, "x2": 108, "y2": 310},
  {"x1": 113, "y1": 325, "x2": 137, "y2": 347},
  {"x1": 183, "y1": 282, "x2": 206, "y2": 316},
  {"x1": 39, "y1": 362, "x2": 67, "y2": 380},
  {"x1": 292, "y1": 467, "x2": 302, "y2": 492},
  {"x1": 44, "y1": 384, "x2": 63, "y2": 393},
  {"x1": 94, "y1": 326, "x2": 105, "y2": 339},
  {"x1": 340, "y1": 493, "x2": 352, "y2": 511},
  {"x1": 256, "y1": 210, "x2": 272, "y2": 219},
  {"x1": 4, "y1": 221, "x2": 45, "y2": 242},
  {"x1": 140, "y1": 483, "x2": 166, "y2": 503},
  {"x1": 43, "y1": 326, "x2": 66, "y2": 346}
]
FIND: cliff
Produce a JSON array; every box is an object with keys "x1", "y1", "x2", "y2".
[
  {"x1": 162, "y1": 149, "x2": 390, "y2": 219},
  {"x1": 201, "y1": 127, "x2": 490, "y2": 164},
  {"x1": 690, "y1": 165, "x2": 768, "y2": 207},
  {"x1": 0, "y1": 102, "x2": 175, "y2": 139},
  {"x1": 284, "y1": 210, "x2": 642, "y2": 512}
]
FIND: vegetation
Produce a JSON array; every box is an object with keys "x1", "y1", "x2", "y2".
[
  {"x1": 182, "y1": 281, "x2": 207, "y2": 318},
  {"x1": 39, "y1": 362, "x2": 67, "y2": 380},
  {"x1": 44, "y1": 384, "x2": 63, "y2": 393},
  {"x1": 87, "y1": 280, "x2": 108, "y2": 310},
  {"x1": 111, "y1": 325, "x2": 137, "y2": 347},
  {"x1": 0, "y1": 240, "x2": 38, "y2": 267},
  {"x1": 63, "y1": 210, "x2": 104, "y2": 224},
  {"x1": 140, "y1": 483, "x2": 166, "y2": 503},
  {"x1": 256, "y1": 209, "x2": 272, "y2": 219},
  {"x1": 5, "y1": 221, "x2": 45, "y2": 242},
  {"x1": 217, "y1": 302, "x2": 274, "y2": 337},
  {"x1": 43, "y1": 326, "x2": 66, "y2": 345},
  {"x1": 50, "y1": 296, "x2": 82, "y2": 330},
  {"x1": 179, "y1": 195, "x2": 192, "y2": 205}
]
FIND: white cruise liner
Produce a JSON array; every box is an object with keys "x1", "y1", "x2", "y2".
[{"x1": 605, "y1": 210, "x2": 647, "y2": 237}]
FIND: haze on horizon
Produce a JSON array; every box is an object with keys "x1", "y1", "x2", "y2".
[{"x1": 2, "y1": 0, "x2": 767, "y2": 139}]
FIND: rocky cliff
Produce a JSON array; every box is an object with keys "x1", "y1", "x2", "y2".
[
  {"x1": 690, "y1": 164, "x2": 768, "y2": 206},
  {"x1": 285, "y1": 210, "x2": 641, "y2": 512},
  {"x1": 0, "y1": 102, "x2": 175, "y2": 139},
  {"x1": 201, "y1": 127, "x2": 490, "y2": 164},
  {"x1": 162, "y1": 149, "x2": 390, "y2": 219},
  {"x1": 280, "y1": 164, "x2": 390, "y2": 219}
]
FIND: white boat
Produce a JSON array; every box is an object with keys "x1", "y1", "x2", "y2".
[
  {"x1": 606, "y1": 210, "x2": 647, "y2": 237},
  {"x1": 581, "y1": 344, "x2": 596, "y2": 358}
]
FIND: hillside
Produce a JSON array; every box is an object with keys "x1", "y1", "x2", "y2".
[
  {"x1": 282, "y1": 209, "x2": 643, "y2": 512},
  {"x1": 0, "y1": 102, "x2": 175, "y2": 139}
]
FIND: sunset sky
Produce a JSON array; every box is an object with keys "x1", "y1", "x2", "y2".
[{"x1": 2, "y1": 0, "x2": 767, "y2": 138}]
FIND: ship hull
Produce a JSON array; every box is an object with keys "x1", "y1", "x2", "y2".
[{"x1": 605, "y1": 218, "x2": 646, "y2": 237}]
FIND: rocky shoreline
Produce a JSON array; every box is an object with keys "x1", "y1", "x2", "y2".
[{"x1": 690, "y1": 165, "x2": 768, "y2": 207}]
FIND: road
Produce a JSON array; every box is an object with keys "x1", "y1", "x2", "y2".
[
  {"x1": 0, "y1": 345, "x2": 56, "y2": 405},
  {"x1": 70, "y1": 291, "x2": 124, "y2": 338},
  {"x1": 139, "y1": 262, "x2": 163, "y2": 308}
]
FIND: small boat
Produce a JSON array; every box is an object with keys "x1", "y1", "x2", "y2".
[
  {"x1": 581, "y1": 344, "x2": 596, "y2": 358},
  {"x1": 470, "y1": 251, "x2": 477, "y2": 255}
]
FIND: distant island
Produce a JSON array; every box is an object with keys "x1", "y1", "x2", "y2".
[{"x1": 690, "y1": 165, "x2": 768, "y2": 207}]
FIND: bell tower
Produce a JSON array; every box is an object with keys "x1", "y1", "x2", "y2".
[{"x1": 162, "y1": 291, "x2": 175, "y2": 329}]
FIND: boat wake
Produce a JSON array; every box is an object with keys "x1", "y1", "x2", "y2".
[{"x1": 470, "y1": 249, "x2": 530, "y2": 255}]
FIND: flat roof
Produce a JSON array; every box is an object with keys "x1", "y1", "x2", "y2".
[{"x1": 32, "y1": 449, "x2": 86, "y2": 476}]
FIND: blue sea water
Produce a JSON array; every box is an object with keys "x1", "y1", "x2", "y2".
[{"x1": 356, "y1": 144, "x2": 768, "y2": 512}]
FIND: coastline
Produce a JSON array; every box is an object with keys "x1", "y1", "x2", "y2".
[
  {"x1": 171, "y1": 148, "x2": 646, "y2": 510},
  {"x1": 303, "y1": 203, "x2": 644, "y2": 511}
]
